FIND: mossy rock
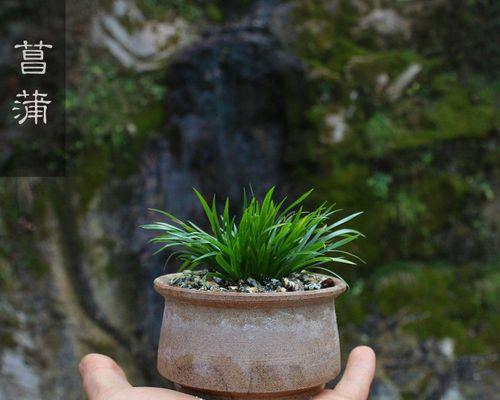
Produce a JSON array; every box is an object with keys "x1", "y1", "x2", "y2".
[
  {"x1": 368, "y1": 261, "x2": 500, "y2": 355},
  {"x1": 346, "y1": 50, "x2": 422, "y2": 90},
  {"x1": 365, "y1": 74, "x2": 498, "y2": 153},
  {"x1": 289, "y1": 0, "x2": 363, "y2": 74}
]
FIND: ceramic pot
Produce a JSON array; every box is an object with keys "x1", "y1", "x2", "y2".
[{"x1": 154, "y1": 273, "x2": 347, "y2": 400}]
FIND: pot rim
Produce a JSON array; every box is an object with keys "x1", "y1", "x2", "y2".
[{"x1": 154, "y1": 272, "x2": 347, "y2": 307}]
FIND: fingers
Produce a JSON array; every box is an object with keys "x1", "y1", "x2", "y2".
[
  {"x1": 79, "y1": 353, "x2": 132, "y2": 400},
  {"x1": 315, "y1": 346, "x2": 376, "y2": 400},
  {"x1": 332, "y1": 346, "x2": 376, "y2": 399},
  {"x1": 79, "y1": 349, "x2": 375, "y2": 400}
]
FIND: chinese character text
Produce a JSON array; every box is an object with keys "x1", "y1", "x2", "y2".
[
  {"x1": 12, "y1": 90, "x2": 52, "y2": 125},
  {"x1": 14, "y1": 40, "x2": 53, "y2": 75}
]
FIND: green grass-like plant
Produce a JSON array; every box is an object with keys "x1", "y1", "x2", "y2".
[{"x1": 142, "y1": 188, "x2": 363, "y2": 282}]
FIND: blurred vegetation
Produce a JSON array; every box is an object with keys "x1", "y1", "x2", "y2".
[
  {"x1": 60, "y1": 2, "x2": 500, "y2": 358},
  {"x1": 123, "y1": 0, "x2": 253, "y2": 23},
  {"x1": 337, "y1": 258, "x2": 500, "y2": 356},
  {"x1": 277, "y1": 0, "x2": 499, "y2": 359},
  {"x1": 284, "y1": 0, "x2": 498, "y2": 265},
  {"x1": 2, "y1": 0, "x2": 497, "y2": 365},
  {"x1": 65, "y1": 52, "x2": 165, "y2": 207},
  {"x1": 66, "y1": 54, "x2": 165, "y2": 152},
  {"x1": 0, "y1": 179, "x2": 50, "y2": 290}
]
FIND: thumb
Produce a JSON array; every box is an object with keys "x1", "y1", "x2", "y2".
[
  {"x1": 315, "y1": 346, "x2": 376, "y2": 400},
  {"x1": 79, "y1": 354, "x2": 132, "y2": 400}
]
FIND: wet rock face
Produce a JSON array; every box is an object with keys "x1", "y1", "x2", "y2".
[
  {"x1": 133, "y1": 26, "x2": 306, "y2": 366},
  {"x1": 134, "y1": 21, "x2": 307, "y2": 255},
  {"x1": 162, "y1": 27, "x2": 305, "y2": 201},
  {"x1": 333, "y1": 313, "x2": 500, "y2": 400},
  {"x1": 358, "y1": 8, "x2": 410, "y2": 40},
  {"x1": 0, "y1": 224, "x2": 82, "y2": 400},
  {"x1": 133, "y1": 22, "x2": 307, "y2": 276},
  {"x1": 91, "y1": 0, "x2": 196, "y2": 71}
]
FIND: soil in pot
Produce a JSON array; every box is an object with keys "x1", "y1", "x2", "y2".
[{"x1": 167, "y1": 270, "x2": 337, "y2": 293}]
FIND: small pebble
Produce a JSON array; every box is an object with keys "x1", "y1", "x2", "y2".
[
  {"x1": 320, "y1": 277, "x2": 335, "y2": 288},
  {"x1": 168, "y1": 270, "x2": 336, "y2": 292}
]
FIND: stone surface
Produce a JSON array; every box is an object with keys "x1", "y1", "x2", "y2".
[
  {"x1": 91, "y1": 0, "x2": 196, "y2": 71},
  {"x1": 359, "y1": 9, "x2": 410, "y2": 39}
]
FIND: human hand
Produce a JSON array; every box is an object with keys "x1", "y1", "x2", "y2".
[
  {"x1": 79, "y1": 346, "x2": 375, "y2": 400},
  {"x1": 315, "y1": 346, "x2": 376, "y2": 400}
]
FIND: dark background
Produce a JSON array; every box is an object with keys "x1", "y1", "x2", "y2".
[
  {"x1": 0, "y1": 0, "x2": 65, "y2": 176},
  {"x1": 0, "y1": 1, "x2": 498, "y2": 399}
]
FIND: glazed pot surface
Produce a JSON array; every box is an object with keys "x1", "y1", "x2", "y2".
[{"x1": 154, "y1": 273, "x2": 347, "y2": 399}]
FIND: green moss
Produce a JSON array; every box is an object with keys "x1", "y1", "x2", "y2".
[
  {"x1": 411, "y1": 0, "x2": 500, "y2": 77},
  {"x1": 290, "y1": 0, "x2": 364, "y2": 77},
  {"x1": 337, "y1": 260, "x2": 499, "y2": 356},
  {"x1": 205, "y1": 3, "x2": 223, "y2": 22},
  {"x1": 415, "y1": 173, "x2": 468, "y2": 229},
  {"x1": 365, "y1": 260, "x2": 500, "y2": 355},
  {"x1": 138, "y1": 0, "x2": 204, "y2": 21},
  {"x1": 366, "y1": 172, "x2": 393, "y2": 199},
  {"x1": 72, "y1": 147, "x2": 111, "y2": 210},
  {"x1": 336, "y1": 279, "x2": 369, "y2": 326},
  {"x1": 70, "y1": 102, "x2": 165, "y2": 211},
  {"x1": 308, "y1": 155, "x2": 472, "y2": 263},
  {"x1": 0, "y1": 180, "x2": 51, "y2": 280},
  {"x1": 410, "y1": 75, "x2": 496, "y2": 141},
  {"x1": 286, "y1": 3, "x2": 497, "y2": 267},
  {"x1": 390, "y1": 190, "x2": 427, "y2": 225},
  {"x1": 305, "y1": 163, "x2": 394, "y2": 265},
  {"x1": 0, "y1": 256, "x2": 14, "y2": 290},
  {"x1": 65, "y1": 54, "x2": 165, "y2": 156},
  {"x1": 347, "y1": 50, "x2": 422, "y2": 90},
  {"x1": 65, "y1": 53, "x2": 167, "y2": 207},
  {"x1": 366, "y1": 74, "x2": 498, "y2": 153},
  {"x1": 285, "y1": 0, "x2": 498, "y2": 157},
  {"x1": 374, "y1": 262, "x2": 454, "y2": 316},
  {"x1": 365, "y1": 113, "x2": 403, "y2": 156}
]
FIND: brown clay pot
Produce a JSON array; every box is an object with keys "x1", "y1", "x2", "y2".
[{"x1": 154, "y1": 273, "x2": 347, "y2": 400}]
